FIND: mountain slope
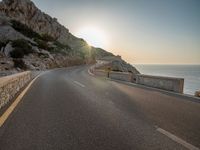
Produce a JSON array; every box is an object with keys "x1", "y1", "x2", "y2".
[{"x1": 0, "y1": 0, "x2": 139, "y2": 76}]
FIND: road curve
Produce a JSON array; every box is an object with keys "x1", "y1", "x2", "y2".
[{"x1": 0, "y1": 66, "x2": 199, "y2": 150}]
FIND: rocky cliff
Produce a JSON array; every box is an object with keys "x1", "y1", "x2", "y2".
[
  {"x1": 0, "y1": 0, "x2": 139, "y2": 76},
  {"x1": 0, "y1": 0, "x2": 83, "y2": 46}
]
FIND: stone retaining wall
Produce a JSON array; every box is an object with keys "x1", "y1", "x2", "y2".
[
  {"x1": 0, "y1": 71, "x2": 31, "y2": 109},
  {"x1": 136, "y1": 74, "x2": 184, "y2": 93}
]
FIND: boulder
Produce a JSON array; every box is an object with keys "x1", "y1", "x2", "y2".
[
  {"x1": 0, "y1": 24, "x2": 35, "y2": 43},
  {"x1": 3, "y1": 42, "x2": 13, "y2": 57},
  {"x1": 0, "y1": 47, "x2": 4, "y2": 54},
  {"x1": 40, "y1": 50, "x2": 54, "y2": 60},
  {"x1": 32, "y1": 46, "x2": 40, "y2": 53}
]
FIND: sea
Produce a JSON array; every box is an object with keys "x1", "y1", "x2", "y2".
[{"x1": 134, "y1": 64, "x2": 200, "y2": 95}]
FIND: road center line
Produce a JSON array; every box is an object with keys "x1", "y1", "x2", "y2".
[
  {"x1": 73, "y1": 81, "x2": 85, "y2": 88},
  {"x1": 157, "y1": 128, "x2": 199, "y2": 150}
]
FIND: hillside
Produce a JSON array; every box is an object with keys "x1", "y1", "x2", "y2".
[{"x1": 0, "y1": 0, "x2": 139, "y2": 76}]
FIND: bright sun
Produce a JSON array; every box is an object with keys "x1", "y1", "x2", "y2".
[{"x1": 76, "y1": 26, "x2": 108, "y2": 48}]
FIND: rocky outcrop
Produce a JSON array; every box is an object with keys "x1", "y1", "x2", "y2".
[
  {"x1": 96, "y1": 56, "x2": 140, "y2": 74},
  {"x1": 0, "y1": 24, "x2": 32, "y2": 42},
  {"x1": 3, "y1": 42, "x2": 13, "y2": 56},
  {"x1": 0, "y1": 0, "x2": 87, "y2": 48},
  {"x1": 0, "y1": 57, "x2": 14, "y2": 71}
]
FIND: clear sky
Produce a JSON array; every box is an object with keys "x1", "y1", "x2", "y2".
[{"x1": 32, "y1": 0, "x2": 200, "y2": 64}]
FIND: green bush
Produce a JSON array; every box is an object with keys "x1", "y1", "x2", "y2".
[
  {"x1": 10, "y1": 48, "x2": 24, "y2": 58},
  {"x1": 0, "y1": 41, "x2": 8, "y2": 49},
  {"x1": 12, "y1": 39, "x2": 33, "y2": 54},
  {"x1": 41, "y1": 34, "x2": 55, "y2": 42},
  {"x1": 11, "y1": 20, "x2": 41, "y2": 39},
  {"x1": 10, "y1": 39, "x2": 33, "y2": 58},
  {"x1": 13, "y1": 59, "x2": 27, "y2": 69},
  {"x1": 34, "y1": 39, "x2": 49, "y2": 50},
  {"x1": 54, "y1": 41, "x2": 71, "y2": 49},
  {"x1": 49, "y1": 41, "x2": 72, "y2": 54}
]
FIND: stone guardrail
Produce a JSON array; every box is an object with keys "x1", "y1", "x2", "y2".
[
  {"x1": 0, "y1": 71, "x2": 32, "y2": 109},
  {"x1": 136, "y1": 74, "x2": 184, "y2": 93},
  {"x1": 109, "y1": 71, "x2": 133, "y2": 82},
  {"x1": 93, "y1": 69, "x2": 109, "y2": 77},
  {"x1": 90, "y1": 64, "x2": 184, "y2": 93}
]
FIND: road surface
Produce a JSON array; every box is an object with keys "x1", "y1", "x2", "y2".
[{"x1": 0, "y1": 66, "x2": 199, "y2": 150}]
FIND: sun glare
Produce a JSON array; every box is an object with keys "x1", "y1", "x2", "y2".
[{"x1": 76, "y1": 26, "x2": 108, "y2": 48}]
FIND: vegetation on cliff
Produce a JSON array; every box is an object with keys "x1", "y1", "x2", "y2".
[{"x1": 10, "y1": 39, "x2": 33, "y2": 58}]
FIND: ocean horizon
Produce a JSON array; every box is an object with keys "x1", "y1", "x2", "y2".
[{"x1": 134, "y1": 64, "x2": 200, "y2": 95}]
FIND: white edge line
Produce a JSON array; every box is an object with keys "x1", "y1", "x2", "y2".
[
  {"x1": 0, "y1": 73, "x2": 43, "y2": 127},
  {"x1": 157, "y1": 128, "x2": 199, "y2": 150},
  {"x1": 73, "y1": 81, "x2": 85, "y2": 88}
]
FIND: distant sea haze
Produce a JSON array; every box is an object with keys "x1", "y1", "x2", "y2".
[{"x1": 135, "y1": 64, "x2": 200, "y2": 95}]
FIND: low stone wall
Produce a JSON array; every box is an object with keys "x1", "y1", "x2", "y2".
[
  {"x1": 136, "y1": 74, "x2": 184, "y2": 93},
  {"x1": 93, "y1": 69, "x2": 108, "y2": 77},
  {"x1": 0, "y1": 71, "x2": 32, "y2": 109},
  {"x1": 109, "y1": 71, "x2": 133, "y2": 82}
]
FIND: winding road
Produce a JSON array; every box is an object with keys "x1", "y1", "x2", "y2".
[{"x1": 0, "y1": 66, "x2": 199, "y2": 150}]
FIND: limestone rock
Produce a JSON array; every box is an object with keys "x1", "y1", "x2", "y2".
[
  {"x1": 0, "y1": 0, "x2": 115, "y2": 60},
  {"x1": 0, "y1": 0, "x2": 87, "y2": 49},
  {"x1": 97, "y1": 56, "x2": 140, "y2": 75},
  {"x1": 0, "y1": 23, "x2": 35, "y2": 43},
  {"x1": 0, "y1": 57, "x2": 14, "y2": 71},
  {"x1": 3, "y1": 42, "x2": 13, "y2": 57},
  {"x1": 40, "y1": 50, "x2": 54, "y2": 60},
  {"x1": 31, "y1": 46, "x2": 40, "y2": 53},
  {"x1": 0, "y1": 47, "x2": 4, "y2": 54}
]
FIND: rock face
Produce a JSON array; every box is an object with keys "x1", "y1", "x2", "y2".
[
  {"x1": 3, "y1": 42, "x2": 13, "y2": 57},
  {"x1": 96, "y1": 56, "x2": 140, "y2": 74},
  {"x1": 0, "y1": 24, "x2": 32, "y2": 42},
  {"x1": 0, "y1": 0, "x2": 87, "y2": 48}
]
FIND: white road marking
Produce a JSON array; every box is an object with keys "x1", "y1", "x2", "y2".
[
  {"x1": 157, "y1": 128, "x2": 199, "y2": 150},
  {"x1": 73, "y1": 81, "x2": 85, "y2": 88}
]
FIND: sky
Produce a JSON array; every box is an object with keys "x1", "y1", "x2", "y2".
[{"x1": 32, "y1": 0, "x2": 200, "y2": 64}]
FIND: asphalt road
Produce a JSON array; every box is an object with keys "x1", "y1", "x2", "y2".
[{"x1": 0, "y1": 66, "x2": 199, "y2": 150}]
